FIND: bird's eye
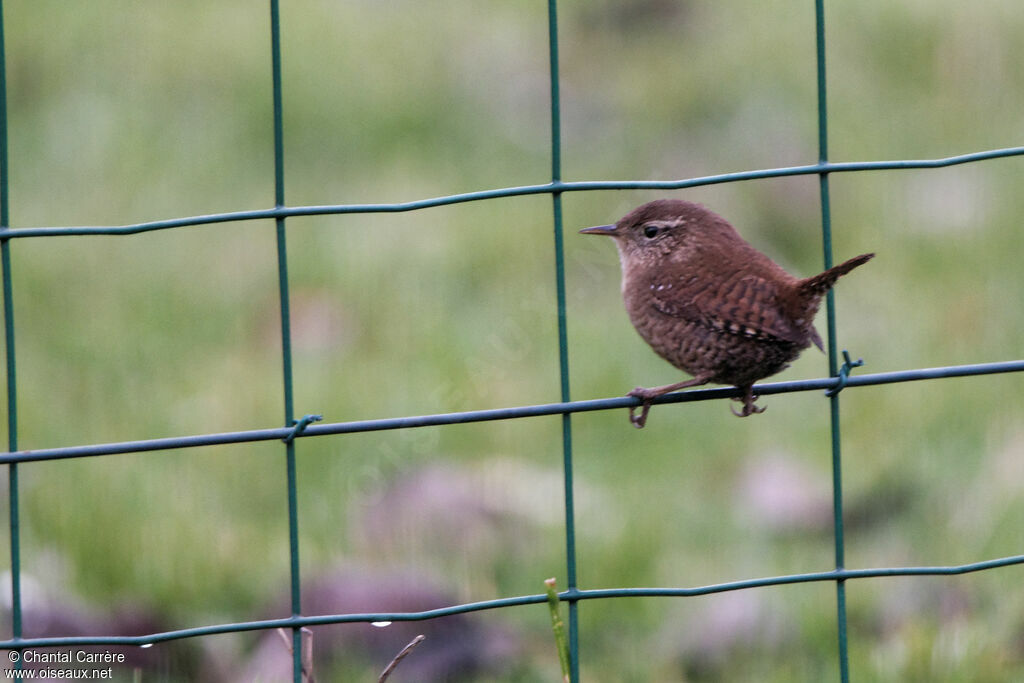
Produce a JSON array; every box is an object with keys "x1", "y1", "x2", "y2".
[{"x1": 643, "y1": 224, "x2": 660, "y2": 239}]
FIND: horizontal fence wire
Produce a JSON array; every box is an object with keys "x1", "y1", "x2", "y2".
[
  {"x1": 2, "y1": 1, "x2": 1023, "y2": 681},
  {"x1": 1, "y1": 146, "x2": 1024, "y2": 239},
  {"x1": 3, "y1": 553, "x2": 1024, "y2": 651},
  {"x1": 0, "y1": 360, "x2": 1023, "y2": 465}
]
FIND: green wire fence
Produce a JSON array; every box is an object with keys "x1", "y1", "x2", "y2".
[{"x1": 2, "y1": 1, "x2": 1024, "y2": 681}]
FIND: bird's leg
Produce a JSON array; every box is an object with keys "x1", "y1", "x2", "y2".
[
  {"x1": 627, "y1": 376, "x2": 711, "y2": 428},
  {"x1": 730, "y1": 385, "x2": 766, "y2": 417}
]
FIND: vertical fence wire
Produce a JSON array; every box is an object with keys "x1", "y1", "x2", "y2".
[
  {"x1": 545, "y1": 1, "x2": 581, "y2": 681},
  {"x1": 267, "y1": 2, "x2": 305, "y2": 681},
  {"x1": 814, "y1": 1, "x2": 851, "y2": 681},
  {"x1": 0, "y1": 1, "x2": 23, "y2": 671}
]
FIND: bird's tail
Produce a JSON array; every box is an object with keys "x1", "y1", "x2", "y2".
[{"x1": 800, "y1": 253, "x2": 875, "y2": 296}]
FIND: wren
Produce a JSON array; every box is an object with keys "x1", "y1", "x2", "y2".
[{"x1": 581, "y1": 199, "x2": 874, "y2": 427}]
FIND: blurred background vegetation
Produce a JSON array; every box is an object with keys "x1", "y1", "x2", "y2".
[{"x1": 2, "y1": 0, "x2": 1024, "y2": 680}]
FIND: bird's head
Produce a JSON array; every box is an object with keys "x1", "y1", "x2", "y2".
[{"x1": 579, "y1": 199, "x2": 742, "y2": 272}]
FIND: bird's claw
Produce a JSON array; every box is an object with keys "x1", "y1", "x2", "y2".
[
  {"x1": 730, "y1": 394, "x2": 766, "y2": 417},
  {"x1": 627, "y1": 387, "x2": 654, "y2": 428}
]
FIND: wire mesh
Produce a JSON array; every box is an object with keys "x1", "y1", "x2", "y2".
[{"x1": 1, "y1": 1, "x2": 1023, "y2": 681}]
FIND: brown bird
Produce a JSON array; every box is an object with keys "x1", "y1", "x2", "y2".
[{"x1": 581, "y1": 199, "x2": 874, "y2": 427}]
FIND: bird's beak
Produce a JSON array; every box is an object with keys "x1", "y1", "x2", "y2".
[{"x1": 579, "y1": 224, "x2": 617, "y2": 236}]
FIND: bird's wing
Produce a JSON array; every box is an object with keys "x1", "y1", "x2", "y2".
[{"x1": 650, "y1": 274, "x2": 808, "y2": 346}]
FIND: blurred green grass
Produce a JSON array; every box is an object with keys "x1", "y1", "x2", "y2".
[{"x1": 2, "y1": 0, "x2": 1024, "y2": 680}]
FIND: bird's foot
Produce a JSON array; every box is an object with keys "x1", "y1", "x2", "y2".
[
  {"x1": 627, "y1": 387, "x2": 656, "y2": 428},
  {"x1": 730, "y1": 390, "x2": 766, "y2": 417}
]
